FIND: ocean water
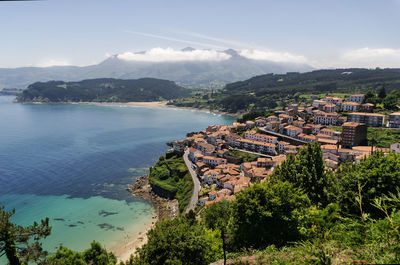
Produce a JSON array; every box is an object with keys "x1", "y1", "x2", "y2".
[{"x1": 0, "y1": 96, "x2": 234, "y2": 262}]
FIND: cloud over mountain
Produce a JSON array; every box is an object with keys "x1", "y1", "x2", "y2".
[{"x1": 117, "y1": 47, "x2": 231, "y2": 62}]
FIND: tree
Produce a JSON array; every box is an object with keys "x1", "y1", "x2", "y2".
[
  {"x1": 0, "y1": 206, "x2": 51, "y2": 265},
  {"x1": 378, "y1": 86, "x2": 387, "y2": 99},
  {"x1": 48, "y1": 241, "x2": 118, "y2": 265},
  {"x1": 133, "y1": 217, "x2": 221, "y2": 265},
  {"x1": 83, "y1": 241, "x2": 117, "y2": 265},
  {"x1": 202, "y1": 200, "x2": 233, "y2": 265},
  {"x1": 230, "y1": 181, "x2": 310, "y2": 249},
  {"x1": 337, "y1": 152, "x2": 400, "y2": 217},
  {"x1": 272, "y1": 143, "x2": 336, "y2": 207}
]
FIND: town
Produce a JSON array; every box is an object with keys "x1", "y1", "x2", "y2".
[{"x1": 171, "y1": 93, "x2": 400, "y2": 207}]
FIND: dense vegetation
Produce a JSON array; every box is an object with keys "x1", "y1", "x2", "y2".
[
  {"x1": 170, "y1": 68, "x2": 400, "y2": 113},
  {"x1": 16, "y1": 78, "x2": 190, "y2": 103},
  {"x1": 134, "y1": 143, "x2": 400, "y2": 264},
  {"x1": 148, "y1": 153, "x2": 193, "y2": 213}
]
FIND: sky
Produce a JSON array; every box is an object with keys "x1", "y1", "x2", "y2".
[{"x1": 1, "y1": 0, "x2": 400, "y2": 68}]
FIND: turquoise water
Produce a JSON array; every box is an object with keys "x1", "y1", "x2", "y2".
[{"x1": 0, "y1": 96, "x2": 234, "y2": 262}]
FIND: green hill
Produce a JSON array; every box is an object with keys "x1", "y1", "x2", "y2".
[
  {"x1": 171, "y1": 68, "x2": 400, "y2": 113},
  {"x1": 16, "y1": 78, "x2": 191, "y2": 103}
]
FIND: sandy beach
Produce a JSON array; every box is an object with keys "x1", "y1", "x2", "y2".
[{"x1": 111, "y1": 217, "x2": 157, "y2": 262}]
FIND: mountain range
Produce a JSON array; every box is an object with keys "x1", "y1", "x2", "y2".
[{"x1": 0, "y1": 48, "x2": 312, "y2": 89}]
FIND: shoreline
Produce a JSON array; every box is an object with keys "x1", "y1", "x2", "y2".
[
  {"x1": 114, "y1": 174, "x2": 179, "y2": 262},
  {"x1": 16, "y1": 100, "x2": 240, "y2": 117}
]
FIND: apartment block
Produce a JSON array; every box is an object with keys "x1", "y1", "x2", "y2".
[
  {"x1": 347, "y1": 112, "x2": 385, "y2": 127},
  {"x1": 341, "y1": 122, "x2": 367, "y2": 148}
]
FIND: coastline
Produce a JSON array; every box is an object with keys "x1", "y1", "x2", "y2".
[
  {"x1": 16, "y1": 100, "x2": 240, "y2": 117},
  {"x1": 114, "y1": 174, "x2": 179, "y2": 262}
]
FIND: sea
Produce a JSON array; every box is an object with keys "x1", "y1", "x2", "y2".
[{"x1": 0, "y1": 96, "x2": 234, "y2": 263}]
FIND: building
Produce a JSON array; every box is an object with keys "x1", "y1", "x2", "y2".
[
  {"x1": 172, "y1": 140, "x2": 185, "y2": 154},
  {"x1": 255, "y1": 117, "x2": 267, "y2": 127},
  {"x1": 298, "y1": 133, "x2": 317, "y2": 143},
  {"x1": 312, "y1": 100, "x2": 327, "y2": 109},
  {"x1": 320, "y1": 128, "x2": 341, "y2": 140},
  {"x1": 236, "y1": 139, "x2": 276, "y2": 155},
  {"x1": 347, "y1": 112, "x2": 385, "y2": 127},
  {"x1": 323, "y1": 104, "x2": 337, "y2": 113},
  {"x1": 389, "y1": 112, "x2": 400, "y2": 128},
  {"x1": 202, "y1": 156, "x2": 227, "y2": 167},
  {"x1": 341, "y1": 102, "x2": 360, "y2": 112},
  {"x1": 323, "y1": 96, "x2": 343, "y2": 105},
  {"x1": 246, "y1": 120, "x2": 255, "y2": 128},
  {"x1": 284, "y1": 125, "x2": 302, "y2": 138},
  {"x1": 314, "y1": 112, "x2": 341, "y2": 126},
  {"x1": 361, "y1": 103, "x2": 374, "y2": 112},
  {"x1": 245, "y1": 131, "x2": 278, "y2": 144},
  {"x1": 349, "y1": 94, "x2": 365, "y2": 103},
  {"x1": 341, "y1": 122, "x2": 367, "y2": 148},
  {"x1": 390, "y1": 142, "x2": 400, "y2": 153}
]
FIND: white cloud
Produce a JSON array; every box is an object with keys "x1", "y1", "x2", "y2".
[
  {"x1": 36, "y1": 59, "x2": 71, "y2": 67},
  {"x1": 239, "y1": 49, "x2": 309, "y2": 64},
  {"x1": 117, "y1": 47, "x2": 231, "y2": 62},
  {"x1": 338, "y1": 47, "x2": 400, "y2": 68}
]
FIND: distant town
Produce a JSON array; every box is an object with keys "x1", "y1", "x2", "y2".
[{"x1": 170, "y1": 93, "x2": 400, "y2": 207}]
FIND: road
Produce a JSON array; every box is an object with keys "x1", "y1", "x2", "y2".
[{"x1": 183, "y1": 149, "x2": 200, "y2": 213}]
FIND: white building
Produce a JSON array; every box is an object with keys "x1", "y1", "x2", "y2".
[
  {"x1": 390, "y1": 142, "x2": 400, "y2": 153},
  {"x1": 341, "y1": 102, "x2": 361, "y2": 112},
  {"x1": 349, "y1": 94, "x2": 365, "y2": 104}
]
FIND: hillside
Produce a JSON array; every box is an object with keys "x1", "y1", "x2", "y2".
[
  {"x1": 170, "y1": 68, "x2": 400, "y2": 112},
  {"x1": 16, "y1": 78, "x2": 190, "y2": 103},
  {"x1": 0, "y1": 48, "x2": 312, "y2": 89}
]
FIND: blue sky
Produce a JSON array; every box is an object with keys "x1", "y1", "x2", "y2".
[{"x1": 1, "y1": 0, "x2": 400, "y2": 68}]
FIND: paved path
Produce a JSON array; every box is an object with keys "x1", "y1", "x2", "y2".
[{"x1": 183, "y1": 149, "x2": 200, "y2": 213}]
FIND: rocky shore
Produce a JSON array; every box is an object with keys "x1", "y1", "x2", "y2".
[{"x1": 127, "y1": 174, "x2": 179, "y2": 221}]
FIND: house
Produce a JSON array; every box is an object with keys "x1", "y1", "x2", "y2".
[
  {"x1": 236, "y1": 139, "x2": 276, "y2": 155},
  {"x1": 361, "y1": 103, "x2": 374, "y2": 112},
  {"x1": 323, "y1": 96, "x2": 343, "y2": 105},
  {"x1": 203, "y1": 156, "x2": 227, "y2": 167},
  {"x1": 267, "y1": 115, "x2": 279, "y2": 122},
  {"x1": 245, "y1": 131, "x2": 278, "y2": 144},
  {"x1": 278, "y1": 141, "x2": 290, "y2": 153},
  {"x1": 284, "y1": 125, "x2": 302, "y2": 138},
  {"x1": 172, "y1": 140, "x2": 185, "y2": 154},
  {"x1": 256, "y1": 157, "x2": 268, "y2": 168},
  {"x1": 314, "y1": 112, "x2": 341, "y2": 126},
  {"x1": 323, "y1": 104, "x2": 337, "y2": 113},
  {"x1": 389, "y1": 112, "x2": 400, "y2": 128},
  {"x1": 320, "y1": 128, "x2": 341, "y2": 140},
  {"x1": 188, "y1": 148, "x2": 202, "y2": 162},
  {"x1": 349, "y1": 94, "x2": 365, "y2": 103},
  {"x1": 197, "y1": 142, "x2": 215, "y2": 155},
  {"x1": 390, "y1": 142, "x2": 400, "y2": 153},
  {"x1": 313, "y1": 100, "x2": 327, "y2": 109},
  {"x1": 246, "y1": 120, "x2": 255, "y2": 128},
  {"x1": 298, "y1": 133, "x2": 317, "y2": 143},
  {"x1": 307, "y1": 124, "x2": 324, "y2": 134},
  {"x1": 266, "y1": 121, "x2": 280, "y2": 132},
  {"x1": 293, "y1": 120, "x2": 305, "y2": 128},
  {"x1": 341, "y1": 102, "x2": 360, "y2": 112},
  {"x1": 279, "y1": 114, "x2": 293, "y2": 124},
  {"x1": 255, "y1": 117, "x2": 267, "y2": 127}
]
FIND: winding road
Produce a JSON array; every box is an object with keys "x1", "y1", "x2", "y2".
[{"x1": 183, "y1": 149, "x2": 200, "y2": 213}]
